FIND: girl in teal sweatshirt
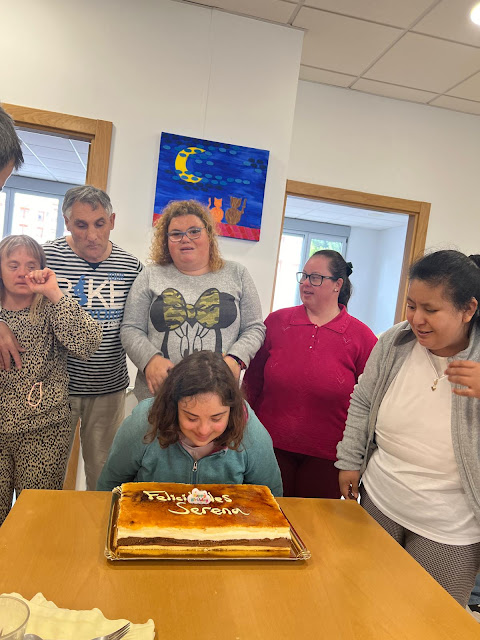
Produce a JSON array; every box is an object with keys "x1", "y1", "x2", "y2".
[{"x1": 97, "y1": 351, "x2": 282, "y2": 496}]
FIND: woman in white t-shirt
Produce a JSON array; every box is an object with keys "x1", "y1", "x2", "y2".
[{"x1": 336, "y1": 249, "x2": 480, "y2": 607}]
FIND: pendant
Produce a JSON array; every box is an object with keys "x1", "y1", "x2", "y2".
[{"x1": 431, "y1": 378, "x2": 438, "y2": 391}]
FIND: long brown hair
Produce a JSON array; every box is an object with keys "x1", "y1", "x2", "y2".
[
  {"x1": 145, "y1": 351, "x2": 246, "y2": 449},
  {"x1": 149, "y1": 200, "x2": 224, "y2": 271}
]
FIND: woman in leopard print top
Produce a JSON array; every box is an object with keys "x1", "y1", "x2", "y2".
[{"x1": 0, "y1": 235, "x2": 102, "y2": 524}]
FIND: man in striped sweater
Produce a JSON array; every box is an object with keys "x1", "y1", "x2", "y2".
[
  {"x1": 0, "y1": 185, "x2": 142, "y2": 490},
  {"x1": 44, "y1": 186, "x2": 143, "y2": 489}
]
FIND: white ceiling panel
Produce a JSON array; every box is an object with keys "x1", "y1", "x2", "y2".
[
  {"x1": 26, "y1": 147, "x2": 80, "y2": 162},
  {"x1": 293, "y1": 8, "x2": 401, "y2": 74},
  {"x1": 174, "y1": 0, "x2": 480, "y2": 116},
  {"x1": 447, "y1": 70, "x2": 480, "y2": 100},
  {"x1": 352, "y1": 78, "x2": 437, "y2": 103},
  {"x1": 15, "y1": 128, "x2": 88, "y2": 185},
  {"x1": 364, "y1": 32, "x2": 480, "y2": 93},
  {"x1": 304, "y1": 0, "x2": 436, "y2": 29},
  {"x1": 299, "y1": 65, "x2": 355, "y2": 87},
  {"x1": 181, "y1": 0, "x2": 297, "y2": 22},
  {"x1": 285, "y1": 196, "x2": 409, "y2": 229},
  {"x1": 413, "y1": 0, "x2": 480, "y2": 47},
  {"x1": 19, "y1": 130, "x2": 73, "y2": 149},
  {"x1": 430, "y1": 94, "x2": 480, "y2": 115}
]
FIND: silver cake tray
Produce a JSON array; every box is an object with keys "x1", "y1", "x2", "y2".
[{"x1": 105, "y1": 485, "x2": 311, "y2": 561}]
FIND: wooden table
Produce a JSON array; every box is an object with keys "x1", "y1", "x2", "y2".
[{"x1": 0, "y1": 490, "x2": 478, "y2": 639}]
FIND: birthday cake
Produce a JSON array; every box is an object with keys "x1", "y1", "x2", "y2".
[{"x1": 113, "y1": 482, "x2": 292, "y2": 558}]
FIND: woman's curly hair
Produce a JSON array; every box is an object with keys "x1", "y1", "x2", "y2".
[{"x1": 150, "y1": 200, "x2": 224, "y2": 271}]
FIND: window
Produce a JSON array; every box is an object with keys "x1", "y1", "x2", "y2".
[
  {"x1": 272, "y1": 218, "x2": 350, "y2": 311},
  {"x1": 1, "y1": 176, "x2": 76, "y2": 242}
]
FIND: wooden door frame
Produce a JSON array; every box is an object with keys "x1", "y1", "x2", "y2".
[
  {"x1": 273, "y1": 180, "x2": 430, "y2": 323},
  {"x1": 3, "y1": 103, "x2": 113, "y2": 190}
]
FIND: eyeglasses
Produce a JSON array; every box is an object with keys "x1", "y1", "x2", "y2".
[
  {"x1": 296, "y1": 272, "x2": 337, "y2": 286},
  {"x1": 167, "y1": 227, "x2": 205, "y2": 242}
]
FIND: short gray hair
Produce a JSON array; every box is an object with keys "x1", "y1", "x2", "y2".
[
  {"x1": 0, "y1": 104, "x2": 24, "y2": 172},
  {"x1": 62, "y1": 185, "x2": 113, "y2": 219}
]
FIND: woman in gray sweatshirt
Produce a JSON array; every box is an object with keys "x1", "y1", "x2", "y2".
[{"x1": 121, "y1": 200, "x2": 265, "y2": 402}]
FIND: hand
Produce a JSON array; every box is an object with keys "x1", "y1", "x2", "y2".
[
  {"x1": 25, "y1": 268, "x2": 63, "y2": 304},
  {"x1": 0, "y1": 321, "x2": 25, "y2": 370},
  {"x1": 223, "y1": 355, "x2": 242, "y2": 381},
  {"x1": 144, "y1": 354, "x2": 174, "y2": 395},
  {"x1": 339, "y1": 470, "x2": 360, "y2": 500},
  {"x1": 446, "y1": 359, "x2": 480, "y2": 398}
]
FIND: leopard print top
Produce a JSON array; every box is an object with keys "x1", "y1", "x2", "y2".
[{"x1": 0, "y1": 295, "x2": 102, "y2": 433}]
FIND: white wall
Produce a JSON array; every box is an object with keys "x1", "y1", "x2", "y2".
[
  {"x1": 1, "y1": 0, "x2": 303, "y2": 315},
  {"x1": 289, "y1": 81, "x2": 480, "y2": 256},
  {"x1": 346, "y1": 224, "x2": 407, "y2": 335},
  {"x1": 346, "y1": 227, "x2": 379, "y2": 329},
  {"x1": 373, "y1": 225, "x2": 408, "y2": 334}
]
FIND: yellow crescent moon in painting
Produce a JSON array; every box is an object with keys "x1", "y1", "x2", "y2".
[{"x1": 175, "y1": 147, "x2": 205, "y2": 183}]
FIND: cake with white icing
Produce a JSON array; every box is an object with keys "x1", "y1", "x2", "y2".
[{"x1": 113, "y1": 482, "x2": 292, "y2": 557}]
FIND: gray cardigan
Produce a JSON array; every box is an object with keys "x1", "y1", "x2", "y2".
[{"x1": 336, "y1": 321, "x2": 480, "y2": 525}]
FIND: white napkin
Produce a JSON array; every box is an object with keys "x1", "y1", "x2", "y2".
[{"x1": 2, "y1": 592, "x2": 154, "y2": 639}]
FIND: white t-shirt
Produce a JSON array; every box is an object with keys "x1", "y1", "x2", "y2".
[{"x1": 363, "y1": 341, "x2": 480, "y2": 544}]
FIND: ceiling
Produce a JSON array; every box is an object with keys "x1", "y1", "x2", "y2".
[
  {"x1": 285, "y1": 195, "x2": 409, "y2": 229},
  {"x1": 176, "y1": 0, "x2": 480, "y2": 116},
  {"x1": 15, "y1": 129, "x2": 89, "y2": 184}
]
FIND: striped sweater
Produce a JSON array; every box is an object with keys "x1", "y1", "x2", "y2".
[{"x1": 43, "y1": 237, "x2": 142, "y2": 396}]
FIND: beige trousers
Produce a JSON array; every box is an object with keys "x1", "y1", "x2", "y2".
[{"x1": 69, "y1": 390, "x2": 126, "y2": 491}]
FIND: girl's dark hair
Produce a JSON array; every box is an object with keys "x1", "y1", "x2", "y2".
[
  {"x1": 145, "y1": 351, "x2": 246, "y2": 449},
  {"x1": 409, "y1": 250, "x2": 480, "y2": 324},
  {"x1": 310, "y1": 250, "x2": 353, "y2": 307}
]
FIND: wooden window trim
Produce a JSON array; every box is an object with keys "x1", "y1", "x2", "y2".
[
  {"x1": 4, "y1": 103, "x2": 112, "y2": 190},
  {"x1": 273, "y1": 180, "x2": 430, "y2": 323}
]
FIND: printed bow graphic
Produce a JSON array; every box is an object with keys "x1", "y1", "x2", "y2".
[{"x1": 151, "y1": 288, "x2": 237, "y2": 332}]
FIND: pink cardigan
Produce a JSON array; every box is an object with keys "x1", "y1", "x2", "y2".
[{"x1": 243, "y1": 305, "x2": 377, "y2": 460}]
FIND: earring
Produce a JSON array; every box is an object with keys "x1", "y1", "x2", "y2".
[{"x1": 334, "y1": 288, "x2": 338, "y2": 292}]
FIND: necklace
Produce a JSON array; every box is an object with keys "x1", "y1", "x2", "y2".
[{"x1": 424, "y1": 348, "x2": 447, "y2": 391}]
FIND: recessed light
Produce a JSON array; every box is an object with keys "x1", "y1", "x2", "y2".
[{"x1": 471, "y1": 2, "x2": 480, "y2": 26}]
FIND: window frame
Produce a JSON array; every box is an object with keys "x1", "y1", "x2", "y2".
[
  {"x1": 1, "y1": 176, "x2": 77, "y2": 240},
  {"x1": 273, "y1": 218, "x2": 351, "y2": 309}
]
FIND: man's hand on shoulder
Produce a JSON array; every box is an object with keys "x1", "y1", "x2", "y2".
[{"x1": 0, "y1": 321, "x2": 25, "y2": 370}]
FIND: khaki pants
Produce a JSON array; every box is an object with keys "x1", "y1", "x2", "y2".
[{"x1": 69, "y1": 390, "x2": 126, "y2": 491}]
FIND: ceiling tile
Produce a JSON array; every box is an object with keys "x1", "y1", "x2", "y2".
[
  {"x1": 352, "y1": 78, "x2": 437, "y2": 103},
  {"x1": 304, "y1": 0, "x2": 435, "y2": 28},
  {"x1": 293, "y1": 8, "x2": 401, "y2": 74},
  {"x1": 39, "y1": 157, "x2": 85, "y2": 170},
  {"x1": 430, "y1": 94, "x2": 480, "y2": 115},
  {"x1": 28, "y1": 147, "x2": 79, "y2": 162},
  {"x1": 70, "y1": 139, "x2": 90, "y2": 155},
  {"x1": 413, "y1": 0, "x2": 480, "y2": 47},
  {"x1": 364, "y1": 32, "x2": 480, "y2": 93},
  {"x1": 17, "y1": 130, "x2": 72, "y2": 149},
  {"x1": 299, "y1": 65, "x2": 355, "y2": 87},
  {"x1": 16, "y1": 168, "x2": 53, "y2": 179},
  {"x1": 447, "y1": 70, "x2": 480, "y2": 100},
  {"x1": 184, "y1": 0, "x2": 297, "y2": 23}
]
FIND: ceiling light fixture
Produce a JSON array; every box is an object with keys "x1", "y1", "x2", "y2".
[{"x1": 471, "y1": 3, "x2": 480, "y2": 25}]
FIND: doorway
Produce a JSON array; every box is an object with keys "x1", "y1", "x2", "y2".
[{"x1": 272, "y1": 181, "x2": 430, "y2": 332}]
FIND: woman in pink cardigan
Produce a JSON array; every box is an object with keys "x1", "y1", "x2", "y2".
[{"x1": 243, "y1": 250, "x2": 377, "y2": 498}]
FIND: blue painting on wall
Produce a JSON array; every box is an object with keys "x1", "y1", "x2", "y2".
[{"x1": 153, "y1": 132, "x2": 269, "y2": 241}]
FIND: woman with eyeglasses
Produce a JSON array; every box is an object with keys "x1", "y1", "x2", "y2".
[
  {"x1": 121, "y1": 200, "x2": 265, "y2": 401},
  {"x1": 243, "y1": 250, "x2": 376, "y2": 498}
]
